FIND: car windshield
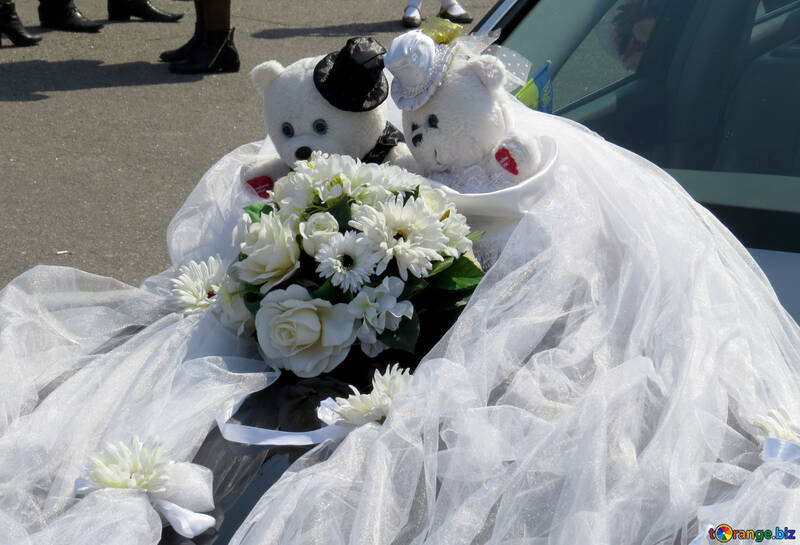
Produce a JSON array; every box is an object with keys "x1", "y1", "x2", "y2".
[
  {"x1": 483, "y1": 0, "x2": 800, "y2": 242},
  {"x1": 477, "y1": 0, "x2": 800, "y2": 317}
]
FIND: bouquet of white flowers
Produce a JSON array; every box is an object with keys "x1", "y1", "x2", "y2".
[{"x1": 208, "y1": 152, "x2": 482, "y2": 378}]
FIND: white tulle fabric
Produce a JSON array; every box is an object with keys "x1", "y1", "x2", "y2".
[
  {"x1": 0, "y1": 144, "x2": 279, "y2": 544},
  {"x1": 228, "y1": 103, "x2": 800, "y2": 544}
]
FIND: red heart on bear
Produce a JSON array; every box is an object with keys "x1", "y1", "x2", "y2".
[
  {"x1": 494, "y1": 147, "x2": 519, "y2": 176},
  {"x1": 246, "y1": 176, "x2": 274, "y2": 199}
]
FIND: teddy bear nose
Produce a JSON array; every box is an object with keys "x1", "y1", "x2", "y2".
[
  {"x1": 295, "y1": 146, "x2": 312, "y2": 160},
  {"x1": 412, "y1": 134, "x2": 423, "y2": 147}
]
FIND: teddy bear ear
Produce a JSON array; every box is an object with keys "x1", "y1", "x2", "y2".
[
  {"x1": 250, "y1": 60, "x2": 285, "y2": 93},
  {"x1": 466, "y1": 55, "x2": 506, "y2": 92}
]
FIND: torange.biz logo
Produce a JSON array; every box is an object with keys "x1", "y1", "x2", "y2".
[{"x1": 708, "y1": 524, "x2": 796, "y2": 542}]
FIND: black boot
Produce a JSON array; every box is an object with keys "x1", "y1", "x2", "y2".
[
  {"x1": 168, "y1": 27, "x2": 238, "y2": 74},
  {"x1": 108, "y1": 0, "x2": 182, "y2": 22},
  {"x1": 39, "y1": 1, "x2": 104, "y2": 32},
  {"x1": 0, "y1": 1, "x2": 42, "y2": 46},
  {"x1": 160, "y1": 20, "x2": 199, "y2": 61}
]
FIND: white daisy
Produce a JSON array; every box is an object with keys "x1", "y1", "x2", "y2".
[
  {"x1": 420, "y1": 186, "x2": 473, "y2": 257},
  {"x1": 315, "y1": 231, "x2": 381, "y2": 292},
  {"x1": 170, "y1": 256, "x2": 228, "y2": 315},
  {"x1": 349, "y1": 195, "x2": 447, "y2": 280},
  {"x1": 76, "y1": 437, "x2": 170, "y2": 493}
]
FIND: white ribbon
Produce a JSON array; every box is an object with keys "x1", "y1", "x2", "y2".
[
  {"x1": 761, "y1": 436, "x2": 800, "y2": 463},
  {"x1": 153, "y1": 499, "x2": 216, "y2": 539},
  {"x1": 216, "y1": 394, "x2": 352, "y2": 447}
]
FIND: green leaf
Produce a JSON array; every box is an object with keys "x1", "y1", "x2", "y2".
[
  {"x1": 467, "y1": 231, "x2": 485, "y2": 243},
  {"x1": 427, "y1": 256, "x2": 455, "y2": 277},
  {"x1": 311, "y1": 279, "x2": 336, "y2": 301},
  {"x1": 238, "y1": 252, "x2": 248, "y2": 262},
  {"x1": 401, "y1": 276, "x2": 428, "y2": 299},
  {"x1": 244, "y1": 203, "x2": 274, "y2": 223},
  {"x1": 429, "y1": 255, "x2": 484, "y2": 291},
  {"x1": 240, "y1": 282, "x2": 261, "y2": 294},
  {"x1": 425, "y1": 289, "x2": 475, "y2": 311},
  {"x1": 377, "y1": 313, "x2": 420, "y2": 353},
  {"x1": 243, "y1": 291, "x2": 263, "y2": 316}
]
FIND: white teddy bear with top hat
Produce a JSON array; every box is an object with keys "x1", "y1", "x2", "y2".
[
  {"x1": 243, "y1": 37, "x2": 413, "y2": 198},
  {"x1": 385, "y1": 29, "x2": 544, "y2": 191}
]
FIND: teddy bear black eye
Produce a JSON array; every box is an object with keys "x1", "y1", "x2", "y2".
[
  {"x1": 312, "y1": 119, "x2": 328, "y2": 135},
  {"x1": 281, "y1": 122, "x2": 294, "y2": 138},
  {"x1": 411, "y1": 122, "x2": 419, "y2": 132},
  {"x1": 427, "y1": 115, "x2": 439, "y2": 129}
]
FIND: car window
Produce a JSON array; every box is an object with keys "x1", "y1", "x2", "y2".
[
  {"x1": 484, "y1": 0, "x2": 800, "y2": 320},
  {"x1": 554, "y1": 0, "x2": 664, "y2": 109}
]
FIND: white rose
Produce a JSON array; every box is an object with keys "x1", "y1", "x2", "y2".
[
  {"x1": 299, "y1": 212, "x2": 339, "y2": 256},
  {"x1": 255, "y1": 285, "x2": 356, "y2": 377},
  {"x1": 236, "y1": 212, "x2": 300, "y2": 293}
]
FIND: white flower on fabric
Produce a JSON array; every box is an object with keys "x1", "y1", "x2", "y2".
[
  {"x1": 420, "y1": 185, "x2": 473, "y2": 257},
  {"x1": 255, "y1": 285, "x2": 356, "y2": 377},
  {"x1": 326, "y1": 364, "x2": 413, "y2": 426},
  {"x1": 753, "y1": 410, "x2": 800, "y2": 445},
  {"x1": 349, "y1": 195, "x2": 447, "y2": 280},
  {"x1": 237, "y1": 212, "x2": 300, "y2": 293},
  {"x1": 170, "y1": 256, "x2": 228, "y2": 315},
  {"x1": 315, "y1": 232, "x2": 381, "y2": 293},
  {"x1": 74, "y1": 437, "x2": 217, "y2": 539},
  {"x1": 272, "y1": 172, "x2": 316, "y2": 217},
  {"x1": 299, "y1": 212, "x2": 340, "y2": 257},
  {"x1": 214, "y1": 274, "x2": 255, "y2": 336},
  {"x1": 77, "y1": 437, "x2": 170, "y2": 493},
  {"x1": 347, "y1": 277, "x2": 413, "y2": 356}
]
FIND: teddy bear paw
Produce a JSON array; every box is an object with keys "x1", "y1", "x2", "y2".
[{"x1": 492, "y1": 134, "x2": 542, "y2": 179}]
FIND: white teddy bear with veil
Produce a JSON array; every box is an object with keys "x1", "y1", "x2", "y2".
[{"x1": 385, "y1": 29, "x2": 546, "y2": 192}]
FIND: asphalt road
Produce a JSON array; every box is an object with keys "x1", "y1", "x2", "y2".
[{"x1": 0, "y1": 0, "x2": 496, "y2": 288}]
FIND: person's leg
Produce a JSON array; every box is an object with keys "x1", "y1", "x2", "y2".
[
  {"x1": 438, "y1": 0, "x2": 472, "y2": 23},
  {"x1": 0, "y1": 0, "x2": 41, "y2": 46},
  {"x1": 38, "y1": 0, "x2": 103, "y2": 32},
  {"x1": 402, "y1": 0, "x2": 422, "y2": 28},
  {"x1": 160, "y1": 0, "x2": 202, "y2": 62},
  {"x1": 107, "y1": 0, "x2": 182, "y2": 23},
  {"x1": 168, "y1": 0, "x2": 238, "y2": 74}
]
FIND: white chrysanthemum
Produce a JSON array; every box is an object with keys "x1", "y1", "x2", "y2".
[
  {"x1": 330, "y1": 365, "x2": 413, "y2": 426},
  {"x1": 753, "y1": 410, "x2": 800, "y2": 444},
  {"x1": 237, "y1": 212, "x2": 301, "y2": 293},
  {"x1": 79, "y1": 437, "x2": 170, "y2": 493},
  {"x1": 347, "y1": 277, "x2": 413, "y2": 356},
  {"x1": 371, "y1": 363, "x2": 413, "y2": 401},
  {"x1": 315, "y1": 232, "x2": 380, "y2": 293},
  {"x1": 215, "y1": 274, "x2": 255, "y2": 336},
  {"x1": 170, "y1": 256, "x2": 228, "y2": 315},
  {"x1": 295, "y1": 152, "x2": 362, "y2": 203},
  {"x1": 272, "y1": 171, "x2": 316, "y2": 217},
  {"x1": 349, "y1": 195, "x2": 447, "y2": 280},
  {"x1": 299, "y1": 212, "x2": 339, "y2": 257},
  {"x1": 420, "y1": 186, "x2": 473, "y2": 257}
]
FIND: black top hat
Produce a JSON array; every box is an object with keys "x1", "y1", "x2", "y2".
[{"x1": 314, "y1": 37, "x2": 389, "y2": 112}]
